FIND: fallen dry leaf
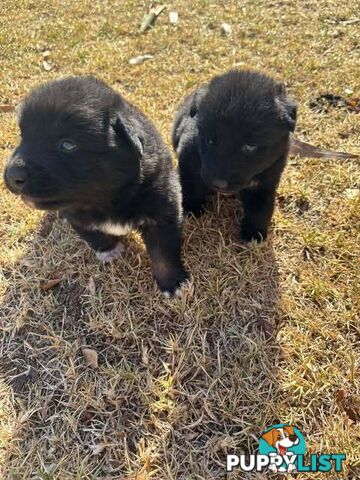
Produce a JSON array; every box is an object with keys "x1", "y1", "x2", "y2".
[
  {"x1": 336, "y1": 389, "x2": 360, "y2": 423},
  {"x1": 129, "y1": 54, "x2": 154, "y2": 65},
  {"x1": 91, "y1": 443, "x2": 108, "y2": 456},
  {"x1": 39, "y1": 276, "x2": 62, "y2": 290},
  {"x1": 141, "y1": 344, "x2": 149, "y2": 366},
  {"x1": 17, "y1": 407, "x2": 38, "y2": 425},
  {"x1": 87, "y1": 276, "x2": 96, "y2": 295},
  {"x1": 346, "y1": 395, "x2": 360, "y2": 423},
  {"x1": 139, "y1": 5, "x2": 165, "y2": 33},
  {"x1": 43, "y1": 60, "x2": 54, "y2": 71},
  {"x1": 220, "y1": 23, "x2": 232, "y2": 36},
  {"x1": 82, "y1": 347, "x2": 98, "y2": 368},
  {"x1": 336, "y1": 388, "x2": 348, "y2": 410}
]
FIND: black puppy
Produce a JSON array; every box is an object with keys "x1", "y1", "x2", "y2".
[
  {"x1": 172, "y1": 70, "x2": 297, "y2": 242},
  {"x1": 4, "y1": 76, "x2": 188, "y2": 296}
]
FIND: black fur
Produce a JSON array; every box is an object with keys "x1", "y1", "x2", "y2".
[
  {"x1": 4, "y1": 76, "x2": 188, "y2": 294},
  {"x1": 172, "y1": 70, "x2": 297, "y2": 242}
]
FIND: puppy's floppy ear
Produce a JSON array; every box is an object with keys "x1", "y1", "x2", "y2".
[
  {"x1": 189, "y1": 86, "x2": 208, "y2": 118},
  {"x1": 110, "y1": 114, "x2": 144, "y2": 156},
  {"x1": 261, "y1": 428, "x2": 277, "y2": 447},
  {"x1": 284, "y1": 425, "x2": 295, "y2": 436}
]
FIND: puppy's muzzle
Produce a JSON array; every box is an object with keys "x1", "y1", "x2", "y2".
[
  {"x1": 201, "y1": 171, "x2": 230, "y2": 192},
  {"x1": 211, "y1": 178, "x2": 229, "y2": 190},
  {"x1": 205, "y1": 177, "x2": 248, "y2": 194},
  {"x1": 201, "y1": 169, "x2": 250, "y2": 193},
  {"x1": 4, "y1": 163, "x2": 27, "y2": 194}
]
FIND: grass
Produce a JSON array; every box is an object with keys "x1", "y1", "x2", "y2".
[{"x1": 0, "y1": 0, "x2": 359, "y2": 478}]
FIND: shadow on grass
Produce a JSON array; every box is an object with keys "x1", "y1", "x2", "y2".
[{"x1": 0, "y1": 197, "x2": 285, "y2": 479}]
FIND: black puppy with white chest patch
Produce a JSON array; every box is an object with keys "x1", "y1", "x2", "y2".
[
  {"x1": 172, "y1": 70, "x2": 297, "y2": 242},
  {"x1": 4, "y1": 76, "x2": 188, "y2": 296}
]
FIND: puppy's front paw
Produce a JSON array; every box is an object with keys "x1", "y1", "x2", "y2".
[
  {"x1": 95, "y1": 242, "x2": 125, "y2": 263},
  {"x1": 240, "y1": 224, "x2": 268, "y2": 244},
  {"x1": 162, "y1": 287, "x2": 183, "y2": 299},
  {"x1": 186, "y1": 207, "x2": 205, "y2": 218},
  {"x1": 184, "y1": 201, "x2": 206, "y2": 218},
  {"x1": 159, "y1": 269, "x2": 189, "y2": 298}
]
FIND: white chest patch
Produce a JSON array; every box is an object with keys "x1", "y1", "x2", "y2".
[
  {"x1": 96, "y1": 221, "x2": 133, "y2": 236},
  {"x1": 247, "y1": 179, "x2": 259, "y2": 189}
]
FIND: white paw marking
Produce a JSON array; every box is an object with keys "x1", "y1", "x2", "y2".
[
  {"x1": 95, "y1": 242, "x2": 125, "y2": 263},
  {"x1": 162, "y1": 286, "x2": 184, "y2": 299},
  {"x1": 95, "y1": 221, "x2": 133, "y2": 237},
  {"x1": 247, "y1": 179, "x2": 259, "y2": 189}
]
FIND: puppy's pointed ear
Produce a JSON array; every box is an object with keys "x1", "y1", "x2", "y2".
[
  {"x1": 189, "y1": 101, "x2": 198, "y2": 118},
  {"x1": 283, "y1": 98, "x2": 297, "y2": 132},
  {"x1": 189, "y1": 86, "x2": 208, "y2": 118},
  {"x1": 276, "y1": 86, "x2": 298, "y2": 132},
  {"x1": 110, "y1": 114, "x2": 144, "y2": 156},
  {"x1": 15, "y1": 102, "x2": 24, "y2": 121},
  {"x1": 275, "y1": 81, "x2": 287, "y2": 98}
]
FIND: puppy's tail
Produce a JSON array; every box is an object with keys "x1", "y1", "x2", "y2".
[{"x1": 289, "y1": 137, "x2": 359, "y2": 160}]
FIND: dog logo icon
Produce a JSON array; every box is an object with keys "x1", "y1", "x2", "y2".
[
  {"x1": 226, "y1": 423, "x2": 345, "y2": 473},
  {"x1": 259, "y1": 423, "x2": 306, "y2": 473}
]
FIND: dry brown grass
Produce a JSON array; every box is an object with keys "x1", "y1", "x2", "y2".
[{"x1": 0, "y1": 1, "x2": 359, "y2": 479}]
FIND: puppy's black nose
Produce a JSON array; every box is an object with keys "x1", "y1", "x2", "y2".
[
  {"x1": 211, "y1": 178, "x2": 229, "y2": 190},
  {"x1": 4, "y1": 165, "x2": 27, "y2": 193}
]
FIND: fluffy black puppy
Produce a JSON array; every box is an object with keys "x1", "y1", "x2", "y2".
[
  {"x1": 172, "y1": 70, "x2": 297, "y2": 242},
  {"x1": 4, "y1": 76, "x2": 188, "y2": 296}
]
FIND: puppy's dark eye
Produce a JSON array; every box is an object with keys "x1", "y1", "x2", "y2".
[
  {"x1": 241, "y1": 144, "x2": 258, "y2": 154},
  {"x1": 206, "y1": 138, "x2": 214, "y2": 146},
  {"x1": 59, "y1": 140, "x2": 77, "y2": 154}
]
